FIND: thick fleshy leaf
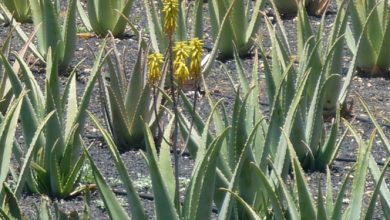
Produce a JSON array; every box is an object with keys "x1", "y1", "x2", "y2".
[
  {"x1": 157, "y1": 118, "x2": 175, "y2": 200},
  {"x1": 0, "y1": 93, "x2": 25, "y2": 194},
  {"x1": 343, "y1": 120, "x2": 374, "y2": 220},
  {"x1": 284, "y1": 131, "x2": 317, "y2": 219},
  {"x1": 85, "y1": 150, "x2": 131, "y2": 220},
  {"x1": 142, "y1": 122, "x2": 179, "y2": 220},
  {"x1": 14, "y1": 111, "x2": 56, "y2": 198},
  {"x1": 88, "y1": 111, "x2": 147, "y2": 219},
  {"x1": 183, "y1": 128, "x2": 229, "y2": 220}
]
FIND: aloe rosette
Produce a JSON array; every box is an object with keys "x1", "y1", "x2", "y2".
[
  {"x1": 1, "y1": 0, "x2": 31, "y2": 23},
  {"x1": 0, "y1": 41, "x2": 106, "y2": 198},
  {"x1": 30, "y1": 0, "x2": 77, "y2": 70},
  {"x1": 85, "y1": 0, "x2": 134, "y2": 37},
  {"x1": 99, "y1": 35, "x2": 164, "y2": 150},
  {"x1": 348, "y1": 0, "x2": 390, "y2": 75},
  {"x1": 208, "y1": 0, "x2": 265, "y2": 57}
]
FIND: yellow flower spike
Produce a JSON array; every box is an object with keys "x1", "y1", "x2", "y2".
[
  {"x1": 147, "y1": 53, "x2": 164, "y2": 85},
  {"x1": 174, "y1": 60, "x2": 189, "y2": 85},
  {"x1": 162, "y1": 0, "x2": 179, "y2": 37},
  {"x1": 173, "y1": 41, "x2": 190, "y2": 62},
  {"x1": 188, "y1": 38, "x2": 203, "y2": 79}
]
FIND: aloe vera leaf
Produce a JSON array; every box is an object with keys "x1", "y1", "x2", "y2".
[
  {"x1": 85, "y1": 150, "x2": 131, "y2": 220},
  {"x1": 60, "y1": 124, "x2": 79, "y2": 176},
  {"x1": 142, "y1": 122, "x2": 180, "y2": 220},
  {"x1": 184, "y1": 128, "x2": 229, "y2": 220},
  {"x1": 86, "y1": 0, "x2": 104, "y2": 35},
  {"x1": 124, "y1": 42, "x2": 145, "y2": 123},
  {"x1": 45, "y1": 51, "x2": 65, "y2": 162},
  {"x1": 317, "y1": 179, "x2": 328, "y2": 220},
  {"x1": 272, "y1": 69, "x2": 312, "y2": 177},
  {"x1": 245, "y1": 0, "x2": 264, "y2": 45},
  {"x1": 13, "y1": 53, "x2": 45, "y2": 114},
  {"x1": 297, "y1": 4, "x2": 314, "y2": 57},
  {"x1": 358, "y1": 96, "x2": 390, "y2": 213},
  {"x1": 0, "y1": 3, "x2": 43, "y2": 61},
  {"x1": 225, "y1": 189, "x2": 263, "y2": 219},
  {"x1": 62, "y1": 151, "x2": 85, "y2": 196},
  {"x1": 351, "y1": 2, "x2": 380, "y2": 70},
  {"x1": 268, "y1": 160, "x2": 300, "y2": 220},
  {"x1": 158, "y1": 118, "x2": 175, "y2": 200},
  {"x1": 180, "y1": 91, "x2": 206, "y2": 134},
  {"x1": 88, "y1": 111, "x2": 147, "y2": 219},
  {"x1": 1, "y1": 184, "x2": 22, "y2": 220},
  {"x1": 227, "y1": 0, "x2": 246, "y2": 48},
  {"x1": 199, "y1": 99, "x2": 226, "y2": 157},
  {"x1": 60, "y1": 0, "x2": 77, "y2": 68},
  {"x1": 249, "y1": 163, "x2": 285, "y2": 219},
  {"x1": 62, "y1": 61, "x2": 82, "y2": 139},
  {"x1": 112, "y1": 0, "x2": 134, "y2": 37},
  {"x1": 175, "y1": 0, "x2": 186, "y2": 42},
  {"x1": 76, "y1": 0, "x2": 92, "y2": 31},
  {"x1": 343, "y1": 120, "x2": 374, "y2": 220},
  {"x1": 143, "y1": 0, "x2": 165, "y2": 52},
  {"x1": 112, "y1": 0, "x2": 134, "y2": 36},
  {"x1": 96, "y1": 0, "x2": 115, "y2": 34},
  {"x1": 178, "y1": 114, "x2": 203, "y2": 158},
  {"x1": 0, "y1": 53, "x2": 43, "y2": 146},
  {"x1": 284, "y1": 130, "x2": 317, "y2": 219},
  {"x1": 127, "y1": 87, "x2": 151, "y2": 144},
  {"x1": 364, "y1": 158, "x2": 390, "y2": 220},
  {"x1": 217, "y1": 121, "x2": 262, "y2": 220},
  {"x1": 71, "y1": 40, "x2": 107, "y2": 148},
  {"x1": 14, "y1": 111, "x2": 55, "y2": 198},
  {"x1": 374, "y1": 13, "x2": 390, "y2": 71},
  {"x1": 260, "y1": 61, "x2": 295, "y2": 169},
  {"x1": 315, "y1": 108, "x2": 344, "y2": 170},
  {"x1": 202, "y1": 0, "x2": 237, "y2": 76},
  {"x1": 0, "y1": 93, "x2": 25, "y2": 194},
  {"x1": 39, "y1": 0, "x2": 62, "y2": 56},
  {"x1": 191, "y1": 0, "x2": 203, "y2": 39},
  {"x1": 107, "y1": 87, "x2": 132, "y2": 146}
]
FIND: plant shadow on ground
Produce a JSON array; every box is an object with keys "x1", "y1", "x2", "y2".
[{"x1": 1, "y1": 0, "x2": 390, "y2": 219}]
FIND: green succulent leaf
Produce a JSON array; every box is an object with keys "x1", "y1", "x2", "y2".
[
  {"x1": 85, "y1": 150, "x2": 131, "y2": 220},
  {"x1": 88, "y1": 111, "x2": 147, "y2": 219},
  {"x1": 142, "y1": 121, "x2": 180, "y2": 220}
]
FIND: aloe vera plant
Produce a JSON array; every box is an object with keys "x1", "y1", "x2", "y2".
[
  {"x1": 347, "y1": 0, "x2": 390, "y2": 75},
  {"x1": 178, "y1": 47, "x2": 308, "y2": 218},
  {"x1": 257, "y1": 1, "x2": 356, "y2": 170},
  {"x1": 0, "y1": 41, "x2": 106, "y2": 198},
  {"x1": 80, "y1": 0, "x2": 134, "y2": 37},
  {"x1": 29, "y1": 0, "x2": 77, "y2": 70},
  {"x1": 0, "y1": 28, "x2": 14, "y2": 114},
  {"x1": 0, "y1": 94, "x2": 24, "y2": 207},
  {"x1": 0, "y1": 0, "x2": 31, "y2": 23},
  {"x1": 228, "y1": 122, "x2": 390, "y2": 219},
  {"x1": 208, "y1": 0, "x2": 265, "y2": 57},
  {"x1": 177, "y1": 2, "x2": 353, "y2": 213},
  {"x1": 85, "y1": 110, "x2": 234, "y2": 219},
  {"x1": 99, "y1": 35, "x2": 164, "y2": 150}
]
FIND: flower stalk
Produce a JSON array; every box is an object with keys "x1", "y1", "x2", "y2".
[{"x1": 162, "y1": 0, "x2": 181, "y2": 211}]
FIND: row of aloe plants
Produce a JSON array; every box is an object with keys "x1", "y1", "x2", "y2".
[
  {"x1": 0, "y1": 0, "x2": 390, "y2": 219},
  {"x1": 1, "y1": 0, "x2": 390, "y2": 75}
]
